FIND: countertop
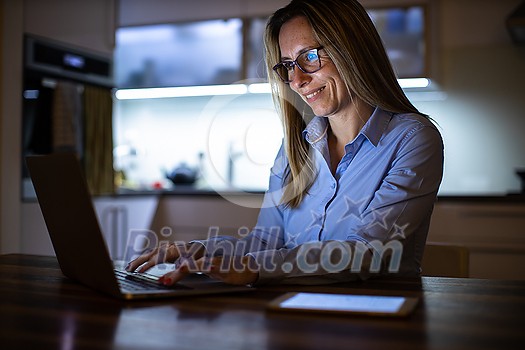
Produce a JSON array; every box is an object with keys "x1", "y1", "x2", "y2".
[{"x1": 104, "y1": 187, "x2": 525, "y2": 203}]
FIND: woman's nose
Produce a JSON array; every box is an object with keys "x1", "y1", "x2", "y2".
[{"x1": 290, "y1": 66, "x2": 311, "y2": 90}]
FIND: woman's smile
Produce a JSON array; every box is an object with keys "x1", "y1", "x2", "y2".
[{"x1": 304, "y1": 86, "x2": 325, "y2": 101}]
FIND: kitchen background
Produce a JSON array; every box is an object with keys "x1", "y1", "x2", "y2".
[
  {"x1": 111, "y1": 8, "x2": 430, "y2": 193},
  {"x1": 110, "y1": 0, "x2": 525, "y2": 195},
  {"x1": 1, "y1": 0, "x2": 525, "y2": 279}
]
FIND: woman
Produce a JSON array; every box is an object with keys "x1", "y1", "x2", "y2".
[{"x1": 126, "y1": 0, "x2": 443, "y2": 286}]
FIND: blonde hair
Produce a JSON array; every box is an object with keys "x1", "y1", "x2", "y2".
[{"x1": 264, "y1": 0, "x2": 425, "y2": 208}]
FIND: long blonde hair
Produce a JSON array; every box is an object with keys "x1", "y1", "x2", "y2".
[{"x1": 265, "y1": 0, "x2": 425, "y2": 208}]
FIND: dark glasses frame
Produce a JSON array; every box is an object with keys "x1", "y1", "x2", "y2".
[{"x1": 272, "y1": 46, "x2": 324, "y2": 83}]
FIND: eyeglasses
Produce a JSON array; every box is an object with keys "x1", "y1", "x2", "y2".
[{"x1": 272, "y1": 47, "x2": 324, "y2": 84}]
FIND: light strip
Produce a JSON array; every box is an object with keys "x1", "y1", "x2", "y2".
[
  {"x1": 398, "y1": 78, "x2": 430, "y2": 89},
  {"x1": 115, "y1": 84, "x2": 248, "y2": 100},
  {"x1": 247, "y1": 83, "x2": 272, "y2": 94},
  {"x1": 115, "y1": 78, "x2": 431, "y2": 100}
]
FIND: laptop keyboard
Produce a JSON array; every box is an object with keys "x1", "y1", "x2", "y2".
[{"x1": 114, "y1": 269, "x2": 192, "y2": 291}]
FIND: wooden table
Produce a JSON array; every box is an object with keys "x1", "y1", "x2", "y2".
[{"x1": 1, "y1": 254, "x2": 524, "y2": 350}]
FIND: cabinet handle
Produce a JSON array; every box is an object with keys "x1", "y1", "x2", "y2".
[{"x1": 103, "y1": 205, "x2": 128, "y2": 259}]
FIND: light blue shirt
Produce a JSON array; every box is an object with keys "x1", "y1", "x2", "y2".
[{"x1": 201, "y1": 107, "x2": 444, "y2": 285}]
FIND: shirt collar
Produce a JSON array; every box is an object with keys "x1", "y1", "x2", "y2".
[
  {"x1": 302, "y1": 107, "x2": 392, "y2": 147},
  {"x1": 360, "y1": 107, "x2": 393, "y2": 147},
  {"x1": 303, "y1": 116, "x2": 328, "y2": 144}
]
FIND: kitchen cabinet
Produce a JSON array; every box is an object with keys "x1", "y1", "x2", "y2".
[
  {"x1": 20, "y1": 196, "x2": 158, "y2": 259},
  {"x1": 93, "y1": 196, "x2": 158, "y2": 260},
  {"x1": 22, "y1": 193, "x2": 525, "y2": 281},
  {"x1": 149, "y1": 194, "x2": 263, "y2": 244},
  {"x1": 21, "y1": 193, "x2": 261, "y2": 260},
  {"x1": 21, "y1": 202, "x2": 55, "y2": 256},
  {"x1": 427, "y1": 200, "x2": 525, "y2": 280},
  {"x1": 150, "y1": 195, "x2": 525, "y2": 281},
  {"x1": 115, "y1": 17, "x2": 267, "y2": 88},
  {"x1": 115, "y1": 0, "x2": 434, "y2": 89},
  {"x1": 24, "y1": 0, "x2": 115, "y2": 55}
]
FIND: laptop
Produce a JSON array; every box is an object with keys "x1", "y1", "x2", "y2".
[{"x1": 26, "y1": 153, "x2": 254, "y2": 300}]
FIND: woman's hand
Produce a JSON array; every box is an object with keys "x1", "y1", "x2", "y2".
[
  {"x1": 125, "y1": 242, "x2": 204, "y2": 273},
  {"x1": 159, "y1": 255, "x2": 259, "y2": 286}
]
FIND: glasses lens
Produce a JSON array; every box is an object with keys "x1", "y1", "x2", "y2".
[
  {"x1": 297, "y1": 49, "x2": 321, "y2": 73},
  {"x1": 273, "y1": 62, "x2": 293, "y2": 83},
  {"x1": 273, "y1": 48, "x2": 322, "y2": 83}
]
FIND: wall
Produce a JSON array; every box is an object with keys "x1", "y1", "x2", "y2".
[
  {"x1": 0, "y1": 0, "x2": 115, "y2": 254},
  {"x1": 415, "y1": 0, "x2": 525, "y2": 195},
  {"x1": 0, "y1": 0, "x2": 3, "y2": 253},
  {"x1": 0, "y1": 0, "x2": 23, "y2": 254},
  {"x1": 118, "y1": 0, "x2": 290, "y2": 26},
  {"x1": 117, "y1": 0, "x2": 436, "y2": 26},
  {"x1": 24, "y1": 0, "x2": 115, "y2": 55},
  {"x1": 428, "y1": 202, "x2": 525, "y2": 280}
]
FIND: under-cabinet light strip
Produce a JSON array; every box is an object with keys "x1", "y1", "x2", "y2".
[
  {"x1": 115, "y1": 78, "x2": 430, "y2": 100},
  {"x1": 114, "y1": 84, "x2": 248, "y2": 100},
  {"x1": 398, "y1": 78, "x2": 430, "y2": 89}
]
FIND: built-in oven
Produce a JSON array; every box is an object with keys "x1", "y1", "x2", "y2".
[{"x1": 22, "y1": 35, "x2": 114, "y2": 200}]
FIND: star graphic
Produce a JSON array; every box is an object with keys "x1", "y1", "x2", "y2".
[
  {"x1": 390, "y1": 223, "x2": 409, "y2": 239},
  {"x1": 365, "y1": 206, "x2": 393, "y2": 231},
  {"x1": 284, "y1": 231, "x2": 300, "y2": 247},
  {"x1": 336, "y1": 195, "x2": 368, "y2": 224},
  {"x1": 308, "y1": 210, "x2": 325, "y2": 231}
]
